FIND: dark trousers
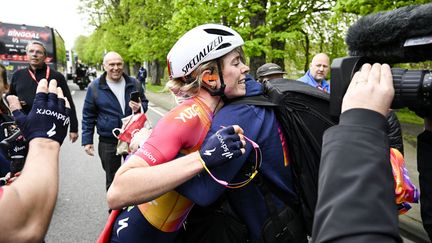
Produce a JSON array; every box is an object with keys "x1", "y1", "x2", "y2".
[{"x1": 98, "y1": 140, "x2": 122, "y2": 191}]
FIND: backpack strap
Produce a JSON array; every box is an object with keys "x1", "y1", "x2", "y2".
[
  {"x1": 227, "y1": 95, "x2": 277, "y2": 107},
  {"x1": 266, "y1": 78, "x2": 330, "y2": 101},
  {"x1": 227, "y1": 79, "x2": 329, "y2": 107}
]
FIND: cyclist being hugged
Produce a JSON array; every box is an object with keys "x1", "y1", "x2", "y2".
[{"x1": 101, "y1": 24, "x2": 249, "y2": 243}]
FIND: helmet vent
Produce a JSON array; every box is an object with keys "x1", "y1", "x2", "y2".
[
  {"x1": 216, "y1": 43, "x2": 232, "y2": 50},
  {"x1": 204, "y1": 28, "x2": 235, "y2": 36}
]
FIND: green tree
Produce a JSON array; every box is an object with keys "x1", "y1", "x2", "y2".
[{"x1": 335, "y1": 0, "x2": 431, "y2": 15}]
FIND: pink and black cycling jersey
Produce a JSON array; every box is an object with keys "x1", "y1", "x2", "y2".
[{"x1": 110, "y1": 97, "x2": 213, "y2": 242}]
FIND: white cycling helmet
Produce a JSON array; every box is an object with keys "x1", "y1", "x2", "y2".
[{"x1": 167, "y1": 23, "x2": 244, "y2": 79}]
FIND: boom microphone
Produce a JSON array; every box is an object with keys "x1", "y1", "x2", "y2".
[{"x1": 346, "y1": 3, "x2": 432, "y2": 64}]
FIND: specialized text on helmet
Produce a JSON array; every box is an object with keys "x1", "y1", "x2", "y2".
[{"x1": 182, "y1": 36, "x2": 224, "y2": 75}]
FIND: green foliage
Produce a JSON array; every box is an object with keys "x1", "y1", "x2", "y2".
[
  {"x1": 146, "y1": 81, "x2": 168, "y2": 93},
  {"x1": 335, "y1": 0, "x2": 432, "y2": 15},
  {"x1": 396, "y1": 108, "x2": 424, "y2": 125},
  {"x1": 75, "y1": 0, "x2": 430, "y2": 81}
]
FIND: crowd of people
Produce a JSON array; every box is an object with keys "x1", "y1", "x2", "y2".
[{"x1": 0, "y1": 18, "x2": 431, "y2": 243}]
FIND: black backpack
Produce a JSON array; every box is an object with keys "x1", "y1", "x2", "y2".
[{"x1": 229, "y1": 78, "x2": 338, "y2": 234}]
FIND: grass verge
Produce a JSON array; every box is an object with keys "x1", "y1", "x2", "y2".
[
  {"x1": 146, "y1": 82, "x2": 167, "y2": 93},
  {"x1": 396, "y1": 108, "x2": 423, "y2": 125}
]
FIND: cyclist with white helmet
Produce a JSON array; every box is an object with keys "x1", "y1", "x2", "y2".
[
  {"x1": 171, "y1": 31, "x2": 305, "y2": 242},
  {"x1": 105, "y1": 23, "x2": 304, "y2": 243},
  {"x1": 99, "y1": 24, "x2": 249, "y2": 242}
]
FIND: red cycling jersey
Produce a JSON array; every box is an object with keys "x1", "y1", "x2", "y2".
[
  {"x1": 119, "y1": 97, "x2": 213, "y2": 234},
  {"x1": 134, "y1": 97, "x2": 212, "y2": 166}
]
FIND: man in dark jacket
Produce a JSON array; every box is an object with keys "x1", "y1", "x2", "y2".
[
  {"x1": 137, "y1": 66, "x2": 147, "y2": 91},
  {"x1": 82, "y1": 51, "x2": 148, "y2": 191},
  {"x1": 9, "y1": 40, "x2": 79, "y2": 143}
]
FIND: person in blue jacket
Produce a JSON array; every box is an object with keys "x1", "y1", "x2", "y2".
[
  {"x1": 298, "y1": 53, "x2": 330, "y2": 93},
  {"x1": 137, "y1": 66, "x2": 147, "y2": 91},
  {"x1": 82, "y1": 51, "x2": 148, "y2": 191}
]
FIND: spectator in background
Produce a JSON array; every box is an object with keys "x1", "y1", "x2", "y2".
[
  {"x1": 75, "y1": 59, "x2": 88, "y2": 80},
  {"x1": 8, "y1": 40, "x2": 79, "y2": 143},
  {"x1": 256, "y1": 63, "x2": 286, "y2": 83},
  {"x1": 137, "y1": 65, "x2": 147, "y2": 91},
  {"x1": 297, "y1": 53, "x2": 403, "y2": 154},
  {"x1": 81, "y1": 51, "x2": 148, "y2": 191},
  {"x1": 0, "y1": 64, "x2": 9, "y2": 94},
  {"x1": 0, "y1": 64, "x2": 9, "y2": 112},
  {"x1": 298, "y1": 53, "x2": 330, "y2": 93}
]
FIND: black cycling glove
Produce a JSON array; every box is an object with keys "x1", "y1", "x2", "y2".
[
  {"x1": 199, "y1": 126, "x2": 243, "y2": 168},
  {"x1": 12, "y1": 93, "x2": 70, "y2": 145}
]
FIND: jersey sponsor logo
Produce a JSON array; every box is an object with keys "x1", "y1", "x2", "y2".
[
  {"x1": 117, "y1": 217, "x2": 129, "y2": 237},
  {"x1": 216, "y1": 130, "x2": 234, "y2": 159},
  {"x1": 203, "y1": 147, "x2": 216, "y2": 156},
  {"x1": 182, "y1": 36, "x2": 224, "y2": 75},
  {"x1": 174, "y1": 104, "x2": 199, "y2": 123},
  {"x1": 141, "y1": 149, "x2": 157, "y2": 164},
  {"x1": 36, "y1": 108, "x2": 70, "y2": 126}
]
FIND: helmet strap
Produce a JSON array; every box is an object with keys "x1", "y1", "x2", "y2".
[{"x1": 205, "y1": 60, "x2": 226, "y2": 97}]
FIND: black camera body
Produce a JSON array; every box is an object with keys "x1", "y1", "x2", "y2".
[
  {"x1": 330, "y1": 56, "x2": 432, "y2": 117},
  {"x1": 330, "y1": 3, "x2": 432, "y2": 117}
]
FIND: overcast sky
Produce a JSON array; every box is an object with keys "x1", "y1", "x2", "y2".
[{"x1": 2, "y1": 0, "x2": 93, "y2": 49}]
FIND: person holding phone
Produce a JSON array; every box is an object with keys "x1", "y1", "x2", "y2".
[
  {"x1": 82, "y1": 51, "x2": 148, "y2": 191},
  {"x1": 130, "y1": 91, "x2": 140, "y2": 104}
]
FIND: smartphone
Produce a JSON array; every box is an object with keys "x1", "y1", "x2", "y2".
[{"x1": 130, "y1": 91, "x2": 140, "y2": 102}]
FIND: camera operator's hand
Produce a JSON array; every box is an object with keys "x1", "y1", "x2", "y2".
[
  {"x1": 199, "y1": 125, "x2": 246, "y2": 168},
  {"x1": 7, "y1": 79, "x2": 71, "y2": 145},
  {"x1": 342, "y1": 63, "x2": 394, "y2": 117}
]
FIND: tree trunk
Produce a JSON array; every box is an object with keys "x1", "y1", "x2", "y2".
[
  {"x1": 270, "y1": 22, "x2": 285, "y2": 69},
  {"x1": 123, "y1": 62, "x2": 130, "y2": 76},
  {"x1": 248, "y1": 0, "x2": 267, "y2": 79},
  {"x1": 132, "y1": 63, "x2": 140, "y2": 77},
  {"x1": 150, "y1": 59, "x2": 162, "y2": 86},
  {"x1": 302, "y1": 31, "x2": 310, "y2": 73},
  {"x1": 270, "y1": 39, "x2": 285, "y2": 68}
]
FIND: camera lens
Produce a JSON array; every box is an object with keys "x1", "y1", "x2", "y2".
[{"x1": 391, "y1": 68, "x2": 432, "y2": 117}]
